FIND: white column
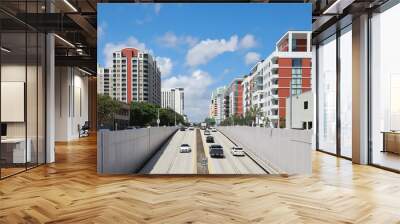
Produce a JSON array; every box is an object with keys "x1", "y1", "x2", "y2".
[
  {"x1": 352, "y1": 14, "x2": 369, "y2": 164},
  {"x1": 288, "y1": 32, "x2": 293, "y2": 52},
  {"x1": 307, "y1": 32, "x2": 311, "y2": 52},
  {"x1": 312, "y1": 45, "x2": 317, "y2": 150},
  {"x1": 46, "y1": 32, "x2": 55, "y2": 163}
]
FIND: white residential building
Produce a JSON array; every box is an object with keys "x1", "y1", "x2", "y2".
[
  {"x1": 161, "y1": 88, "x2": 184, "y2": 115},
  {"x1": 209, "y1": 86, "x2": 226, "y2": 124},
  {"x1": 97, "y1": 48, "x2": 161, "y2": 105},
  {"x1": 261, "y1": 31, "x2": 312, "y2": 128},
  {"x1": 97, "y1": 64, "x2": 112, "y2": 96},
  {"x1": 285, "y1": 90, "x2": 313, "y2": 129}
]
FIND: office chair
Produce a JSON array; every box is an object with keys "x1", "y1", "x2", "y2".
[{"x1": 79, "y1": 121, "x2": 90, "y2": 138}]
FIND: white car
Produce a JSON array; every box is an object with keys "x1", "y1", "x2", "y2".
[
  {"x1": 211, "y1": 128, "x2": 217, "y2": 132},
  {"x1": 231, "y1": 146, "x2": 245, "y2": 156},
  {"x1": 180, "y1": 144, "x2": 191, "y2": 153},
  {"x1": 204, "y1": 130, "x2": 211, "y2": 135}
]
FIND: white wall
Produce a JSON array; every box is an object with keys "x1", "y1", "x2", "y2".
[
  {"x1": 97, "y1": 127, "x2": 178, "y2": 174},
  {"x1": 286, "y1": 91, "x2": 313, "y2": 129},
  {"x1": 217, "y1": 126, "x2": 312, "y2": 174},
  {"x1": 55, "y1": 67, "x2": 89, "y2": 141}
]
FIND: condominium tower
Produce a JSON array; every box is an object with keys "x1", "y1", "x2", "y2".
[
  {"x1": 161, "y1": 88, "x2": 185, "y2": 115},
  {"x1": 209, "y1": 86, "x2": 226, "y2": 124},
  {"x1": 262, "y1": 31, "x2": 312, "y2": 128},
  {"x1": 98, "y1": 48, "x2": 161, "y2": 105}
]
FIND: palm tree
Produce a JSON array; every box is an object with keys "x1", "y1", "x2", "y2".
[{"x1": 248, "y1": 106, "x2": 263, "y2": 127}]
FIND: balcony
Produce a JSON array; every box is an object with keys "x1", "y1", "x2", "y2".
[
  {"x1": 268, "y1": 114, "x2": 279, "y2": 120},
  {"x1": 270, "y1": 73, "x2": 279, "y2": 80},
  {"x1": 271, "y1": 84, "x2": 279, "y2": 89}
]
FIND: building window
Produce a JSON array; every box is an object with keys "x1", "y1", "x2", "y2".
[
  {"x1": 292, "y1": 58, "x2": 302, "y2": 67},
  {"x1": 304, "y1": 101, "x2": 308, "y2": 110}
]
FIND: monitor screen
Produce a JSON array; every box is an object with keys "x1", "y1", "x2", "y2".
[{"x1": 1, "y1": 123, "x2": 7, "y2": 137}]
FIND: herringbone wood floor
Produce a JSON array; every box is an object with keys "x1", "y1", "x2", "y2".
[{"x1": 1, "y1": 134, "x2": 400, "y2": 223}]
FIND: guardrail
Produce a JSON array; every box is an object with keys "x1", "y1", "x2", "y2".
[
  {"x1": 217, "y1": 126, "x2": 312, "y2": 174},
  {"x1": 97, "y1": 127, "x2": 178, "y2": 174}
]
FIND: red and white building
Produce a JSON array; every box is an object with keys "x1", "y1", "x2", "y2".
[
  {"x1": 228, "y1": 78, "x2": 244, "y2": 117},
  {"x1": 262, "y1": 31, "x2": 312, "y2": 128},
  {"x1": 98, "y1": 48, "x2": 161, "y2": 105}
]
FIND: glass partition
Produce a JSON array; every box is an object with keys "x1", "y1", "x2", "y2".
[
  {"x1": 317, "y1": 34, "x2": 337, "y2": 154},
  {"x1": 0, "y1": 1, "x2": 46, "y2": 179},
  {"x1": 370, "y1": 3, "x2": 400, "y2": 171},
  {"x1": 1, "y1": 31, "x2": 28, "y2": 177},
  {"x1": 339, "y1": 25, "x2": 352, "y2": 158}
]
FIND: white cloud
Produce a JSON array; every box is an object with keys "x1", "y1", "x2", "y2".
[
  {"x1": 98, "y1": 22, "x2": 107, "y2": 40},
  {"x1": 162, "y1": 70, "x2": 213, "y2": 122},
  {"x1": 223, "y1": 68, "x2": 231, "y2": 74},
  {"x1": 157, "y1": 32, "x2": 198, "y2": 48},
  {"x1": 245, "y1": 52, "x2": 261, "y2": 65},
  {"x1": 156, "y1": 57, "x2": 173, "y2": 77},
  {"x1": 154, "y1": 4, "x2": 161, "y2": 15},
  {"x1": 185, "y1": 34, "x2": 258, "y2": 67},
  {"x1": 240, "y1": 34, "x2": 257, "y2": 49},
  {"x1": 103, "y1": 37, "x2": 149, "y2": 68},
  {"x1": 186, "y1": 35, "x2": 239, "y2": 67}
]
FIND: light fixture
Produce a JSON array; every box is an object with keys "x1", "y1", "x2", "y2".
[
  {"x1": 54, "y1": 34, "x2": 75, "y2": 48},
  {"x1": 78, "y1": 67, "x2": 93, "y2": 76},
  {"x1": 63, "y1": 0, "x2": 78, "y2": 12},
  {"x1": 1, "y1": 47, "x2": 11, "y2": 53}
]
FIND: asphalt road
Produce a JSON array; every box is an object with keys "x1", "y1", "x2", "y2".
[
  {"x1": 200, "y1": 130, "x2": 267, "y2": 174},
  {"x1": 140, "y1": 128, "x2": 266, "y2": 174},
  {"x1": 139, "y1": 129, "x2": 196, "y2": 174}
]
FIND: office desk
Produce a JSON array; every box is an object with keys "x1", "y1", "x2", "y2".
[
  {"x1": 1, "y1": 138, "x2": 31, "y2": 164},
  {"x1": 382, "y1": 131, "x2": 400, "y2": 154}
]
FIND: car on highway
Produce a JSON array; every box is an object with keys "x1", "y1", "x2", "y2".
[
  {"x1": 188, "y1": 127, "x2": 194, "y2": 130},
  {"x1": 179, "y1": 144, "x2": 191, "y2": 153},
  {"x1": 206, "y1": 136, "x2": 214, "y2": 143},
  {"x1": 231, "y1": 146, "x2": 245, "y2": 156},
  {"x1": 204, "y1": 130, "x2": 211, "y2": 135},
  {"x1": 180, "y1": 127, "x2": 186, "y2": 131},
  {"x1": 209, "y1": 144, "x2": 224, "y2": 158},
  {"x1": 211, "y1": 128, "x2": 217, "y2": 132}
]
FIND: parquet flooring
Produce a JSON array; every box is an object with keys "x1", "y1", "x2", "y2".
[{"x1": 1, "y1": 134, "x2": 400, "y2": 223}]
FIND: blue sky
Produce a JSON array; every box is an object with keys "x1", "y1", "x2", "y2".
[{"x1": 98, "y1": 3, "x2": 311, "y2": 122}]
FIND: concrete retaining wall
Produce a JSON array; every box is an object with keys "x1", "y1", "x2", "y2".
[
  {"x1": 97, "y1": 127, "x2": 178, "y2": 174},
  {"x1": 217, "y1": 127, "x2": 312, "y2": 174}
]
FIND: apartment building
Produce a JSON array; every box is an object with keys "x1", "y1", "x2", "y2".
[
  {"x1": 262, "y1": 31, "x2": 312, "y2": 128},
  {"x1": 98, "y1": 48, "x2": 161, "y2": 105},
  {"x1": 209, "y1": 86, "x2": 226, "y2": 124},
  {"x1": 97, "y1": 65, "x2": 111, "y2": 96},
  {"x1": 242, "y1": 62, "x2": 264, "y2": 116},
  {"x1": 228, "y1": 78, "x2": 244, "y2": 117},
  {"x1": 161, "y1": 88, "x2": 184, "y2": 115}
]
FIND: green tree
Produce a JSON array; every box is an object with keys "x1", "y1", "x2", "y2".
[
  {"x1": 204, "y1": 117, "x2": 216, "y2": 126},
  {"x1": 248, "y1": 106, "x2": 264, "y2": 126},
  {"x1": 279, "y1": 117, "x2": 286, "y2": 128},
  {"x1": 130, "y1": 102, "x2": 185, "y2": 127},
  {"x1": 130, "y1": 102, "x2": 159, "y2": 127},
  {"x1": 97, "y1": 94, "x2": 122, "y2": 128}
]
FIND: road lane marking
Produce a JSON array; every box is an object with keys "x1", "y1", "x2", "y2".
[
  {"x1": 192, "y1": 130, "x2": 197, "y2": 174},
  {"x1": 201, "y1": 130, "x2": 214, "y2": 174},
  {"x1": 167, "y1": 131, "x2": 186, "y2": 174}
]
